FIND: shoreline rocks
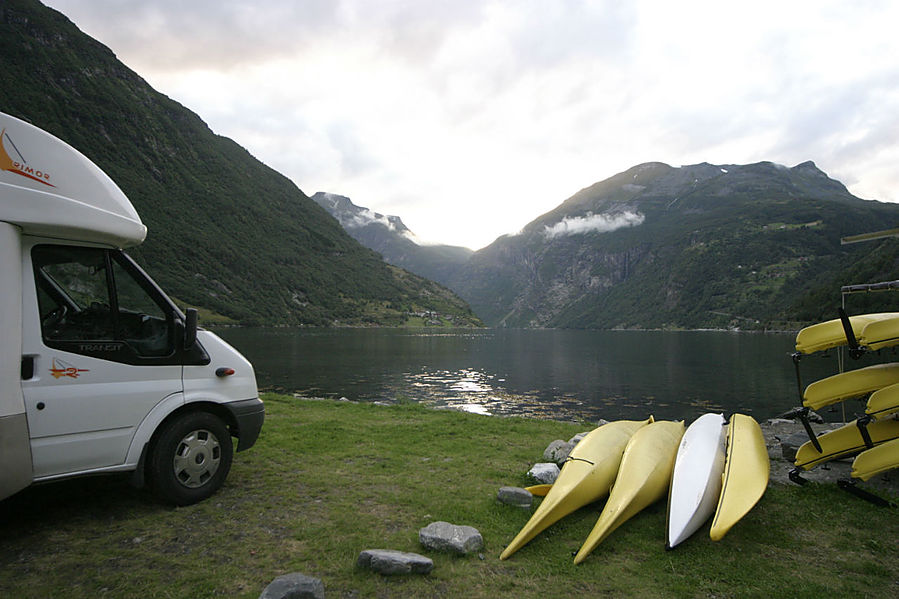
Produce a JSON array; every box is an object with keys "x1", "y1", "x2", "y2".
[
  {"x1": 356, "y1": 549, "x2": 434, "y2": 576},
  {"x1": 543, "y1": 439, "x2": 574, "y2": 463},
  {"x1": 419, "y1": 521, "x2": 484, "y2": 555},
  {"x1": 497, "y1": 486, "x2": 533, "y2": 508},
  {"x1": 258, "y1": 573, "x2": 325, "y2": 599},
  {"x1": 527, "y1": 462, "x2": 560, "y2": 484}
]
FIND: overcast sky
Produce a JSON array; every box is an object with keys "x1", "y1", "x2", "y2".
[{"x1": 44, "y1": 0, "x2": 899, "y2": 249}]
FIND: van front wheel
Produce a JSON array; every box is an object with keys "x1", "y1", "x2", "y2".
[{"x1": 148, "y1": 411, "x2": 233, "y2": 505}]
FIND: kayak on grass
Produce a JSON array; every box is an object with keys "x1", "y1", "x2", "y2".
[
  {"x1": 499, "y1": 418, "x2": 652, "y2": 560},
  {"x1": 573, "y1": 420, "x2": 684, "y2": 564}
]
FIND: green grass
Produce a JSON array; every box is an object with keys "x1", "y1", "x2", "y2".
[{"x1": 1, "y1": 395, "x2": 897, "y2": 598}]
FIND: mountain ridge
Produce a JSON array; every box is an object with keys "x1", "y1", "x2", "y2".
[
  {"x1": 312, "y1": 159, "x2": 899, "y2": 331},
  {"x1": 445, "y1": 160, "x2": 899, "y2": 329}
]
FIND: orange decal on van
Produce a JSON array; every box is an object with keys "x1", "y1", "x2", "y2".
[
  {"x1": 1, "y1": 128, "x2": 56, "y2": 187},
  {"x1": 50, "y1": 358, "x2": 89, "y2": 379}
]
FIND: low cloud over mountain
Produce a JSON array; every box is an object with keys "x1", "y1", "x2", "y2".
[{"x1": 543, "y1": 210, "x2": 645, "y2": 239}]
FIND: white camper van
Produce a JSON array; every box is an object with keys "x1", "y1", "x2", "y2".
[{"x1": 0, "y1": 112, "x2": 264, "y2": 505}]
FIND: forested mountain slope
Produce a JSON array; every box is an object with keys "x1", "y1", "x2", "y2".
[
  {"x1": 0, "y1": 0, "x2": 481, "y2": 327},
  {"x1": 449, "y1": 161, "x2": 899, "y2": 329}
]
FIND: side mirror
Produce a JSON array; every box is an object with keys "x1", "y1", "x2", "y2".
[{"x1": 184, "y1": 308, "x2": 198, "y2": 349}]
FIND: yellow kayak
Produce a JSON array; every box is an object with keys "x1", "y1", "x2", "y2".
[
  {"x1": 866, "y1": 382, "x2": 899, "y2": 420},
  {"x1": 858, "y1": 317, "x2": 899, "y2": 351},
  {"x1": 709, "y1": 414, "x2": 768, "y2": 542},
  {"x1": 795, "y1": 313, "x2": 899, "y2": 355},
  {"x1": 499, "y1": 418, "x2": 651, "y2": 560},
  {"x1": 851, "y1": 437, "x2": 899, "y2": 481},
  {"x1": 524, "y1": 484, "x2": 552, "y2": 497},
  {"x1": 793, "y1": 418, "x2": 899, "y2": 470},
  {"x1": 803, "y1": 363, "x2": 899, "y2": 411},
  {"x1": 573, "y1": 420, "x2": 684, "y2": 564}
]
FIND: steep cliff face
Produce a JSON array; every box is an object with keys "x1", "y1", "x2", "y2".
[{"x1": 451, "y1": 161, "x2": 899, "y2": 329}]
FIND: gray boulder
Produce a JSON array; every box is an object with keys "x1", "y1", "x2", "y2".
[
  {"x1": 419, "y1": 521, "x2": 484, "y2": 555},
  {"x1": 356, "y1": 549, "x2": 433, "y2": 576},
  {"x1": 527, "y1": 462, "x2": 560, "y2": 484},
  {"x1": 568, "y1": 432, "x2": 590, "y2": 445},
  {"x1": 543, "y1": 440, "x2": 574, "y2": 464},
  {"x1": 780, "y1": 431, "x2": 814, "y2": 462},
  {"x1": 258, "y1": 573, "x2": 325, "y2": 599},
  {"x1": 807, "y1": 410, "x2": 825, "y2": 424},
  {"x1": 773, "y1": 409, "x2": 824, "y2": 423},
  {"x1": 497, "y1": 486, "x2": 532, "y2": 508}
]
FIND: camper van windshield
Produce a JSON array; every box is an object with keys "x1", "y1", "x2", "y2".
[{"x1": 32, "y1": 245, "x2": 174, "y2": 359}]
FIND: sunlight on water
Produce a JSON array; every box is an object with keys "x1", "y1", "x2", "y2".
[{"x1": 401, "y1": 367, "x2": 591, "y2": 420}]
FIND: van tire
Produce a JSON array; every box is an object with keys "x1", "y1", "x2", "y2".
[{"x1": 148, "y1": 411, "x2": 233, "y2": 506}]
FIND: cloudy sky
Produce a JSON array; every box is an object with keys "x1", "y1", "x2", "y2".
[{"x1": 44, "y1": 0, "x2": 899, "y2": 249}]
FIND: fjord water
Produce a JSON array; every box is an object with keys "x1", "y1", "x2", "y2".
[{"x1": 217, "y1": 328, "x2": 849, "y2": 422}]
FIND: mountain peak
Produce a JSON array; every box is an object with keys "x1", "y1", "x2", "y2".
[
  {"x1": 312, "y1": 192, "x2": 475, "y2": 287},
  {"x1": 791, "y1": 160, "x2": 824, "y2": 175},
  {"x1": 311, "y1": 192, "x2": 413, "y2": 238}
]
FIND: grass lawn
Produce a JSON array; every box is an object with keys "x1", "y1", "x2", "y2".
[{"x1": 1, "y1": 394, "x2": 897, "y2": 598}]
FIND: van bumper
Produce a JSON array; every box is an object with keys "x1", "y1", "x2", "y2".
[{"x1": 225, "y1": 398, "x2": 265, "y2": 452}]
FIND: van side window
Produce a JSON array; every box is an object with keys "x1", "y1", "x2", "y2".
[{"x1": 32, "y1": 245, "x2": 174, "y2": 360}]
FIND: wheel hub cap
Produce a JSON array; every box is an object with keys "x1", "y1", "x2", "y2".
[{"x1": 173, "y1": 429, "x2": 221, "y2": 488}]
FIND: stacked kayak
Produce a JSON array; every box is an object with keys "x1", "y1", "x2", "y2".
[
  {"x1": 852, "y1": 437, "x2": 899, "y2": 481},
  {"x1": 789, "y1": 311, "x2": 899, "y2": 490},
  {"x1": 802, "y1": 363, "x2": 899, "y2": 411},
  {"x1": 794, "y1": 310, "x2": 899, "y2": 414},
  {"x1": 865, "y1": 382, "x2": 899, "y2": 420},
  {"x1": 794, "y1": 312, "x2": 899, "y2": 355},
  {"x1": 793, "y1": 418, "x2": 899, "y2": 471},
  {"x1": 501, "y1": 413, "x2": 769, "y2": 563}
]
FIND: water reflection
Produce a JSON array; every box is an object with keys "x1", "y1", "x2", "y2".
[
  {"x1": 402, "y1": 367, "x2": 583, "y2": 418},
  {"x1": 216, "y1": 327, "x2": 868, "y2": 422}
]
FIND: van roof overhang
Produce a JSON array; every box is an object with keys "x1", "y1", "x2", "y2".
[{"x1": 1, "y1": 112, "x2": 146, "y2": 248}]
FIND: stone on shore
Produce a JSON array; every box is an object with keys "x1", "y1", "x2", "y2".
[
  {"x1": 780, "y1": 431, "x2": 813, "y2": 461},
  {"x1": 527, "y1": 462, "x2": 560, "y2": 484},
  {"x1": 497, "y1": 486, "x2": 533, "y2": 508},
  {"x1": 258, "y1": 573, "x2": 325, "y2": 599},
  {"x1": 568, "y1": 432, "x2": 590, "y2": 445},
  {"x1": 356, "y1": 549, "x2": 433, "y2": 576},
  {"x1": 543, "y1": 440, "x2": 574, "y2": 464},
  {"x1": 419, "y1": 521, "x2": 484, "y2": 555}
]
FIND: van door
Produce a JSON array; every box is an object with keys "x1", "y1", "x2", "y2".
[{"x1": 21, "y1": 242, "x2": 184, "y2": 478}]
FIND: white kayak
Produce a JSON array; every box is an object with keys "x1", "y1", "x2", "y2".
[{"x1": 666, "y1": 413, "x2": 727, "y2": 549}]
